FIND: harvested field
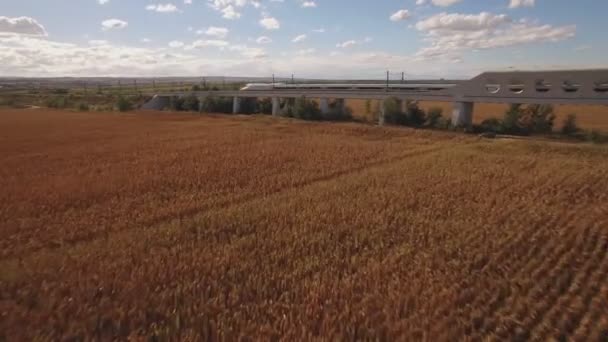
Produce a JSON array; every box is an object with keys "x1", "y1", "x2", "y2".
[
  {"x1": 1, "y1": 109, "x2": 608, "y2": 340},
  {"x1": 347, "y1": 99, "x2": 608, "y2": 131}
]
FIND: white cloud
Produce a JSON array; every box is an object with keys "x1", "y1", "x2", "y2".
[
  {"x1": 207, "y1": 0, "x2": 266, "y2": 20},
  {"x1": 228, "y1": 44, "x2": 267, "y2": 58},
  {"x1": 296, "y1": 48, "x2": 315, "y2": 55},
  {"x1": 98, "y1": 0, "x2": 110, "y2": 4},
  {"x1": 0, "y1": 16, "x2": 47, "y2": 36},
  {"x1": 141, "y1": 38, "x2": 152, "y2": 43},
  {"x1": 168, "y1": 40, "x2": 184, "y2": 48},
  {"x1": 292, "y1": 34, "x2": 307, "y2": 43},
  {"x1": 430, "y1": 0, "x2": 463, "y2": 7},
  {"x1": 415, "y1": 12, "x2": 510, "y2": 31},
  {"x1": 184, "y1": 0, "x2": 192, "y2": 4},
  {"x1": 301, "y1": 1, "x2": 317, "y2": 8},
  {"x1": 336, "y1": 40, "x2": 357, "y2": 48},
  {"x1": 414, "y1": 12, "x2": 576, "y2": 60},
  {"x1": 509, "y1": 0, "x2": 535, "y2": 8},
  {"x1": 88, "y1": 40, "x2": 109, "y2": 46},
  {"x1": 101, "y1": 19, "x2": 128, "y2": 31},
  {"x1": 146, "y1": 3, "x2": 180, "y2": 13},
  {"x1": 390, "y1": 9, "x2": 411, "y2": 22},
  {"x1": 201, "y1": 26, "x2": 229, "y2": 38},
  {"x1": 260, "y1": 17, "x2": 280, "y2": 30},
  {"x1": 256, "y1": 36, "x2": 272, "y2": 44},
  {"x1": 312, "y1": 28, "x2": 325, "y2": 33},
  {"x1": 185, "y1": 39, "x2": 229, "y2": 49}
]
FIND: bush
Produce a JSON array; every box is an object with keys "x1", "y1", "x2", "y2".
[
  {"x1": 502, "y1": 104, "x2": 525, "y2": 135},
  {"x1": 523, "y1": 104, "x2": 555, "y2": 134},
  {"x1": 292, "y1": 97, "x2": 321, "y2": 120},
  {"x1": 256, "y1": 98, "x2": 273, "y2": 114},
  {"x1": 383, "y1": 97, "x2": 406, "y2": 125},
  {"x1": 200, "y1": 96, "x2": 232, "y2": 113},
  {"x1": 501, "y1": 104, "x2": 555, "y2": 135},
  {"x1": 480, "y1": 118, "x2": 503, "y2": 134},
  {"x1": 78, "y1": 103, "x2": 89, "y2": 112},
  {"x1": 191, "y1": 85, "x2": 201, "y2": 91},
  {"x1": 45, "y1": 96, "x2": 68, "y2": 109},
  {"x1": 324, "y1": 99, "x2": 353, "y2": 121},
  {"x1": 181, "y1": 95, "x2": 200, "y2": 112},
  {"x1": 587, "y1": 130, "x2": 608, "y2": 144},
  {"x1": 561, "y1": 114, "x2": 579, "y2": 136},
  {"x1": 426, "y1": 107, "x2": 443, "y2": 128},
  {"x1": 117, "y1": 96, "x2": 132, "y2": 112}
]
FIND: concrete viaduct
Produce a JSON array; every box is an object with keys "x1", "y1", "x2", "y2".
[{"x1": 143, "y1": 70, "x2": 608, "y2": 127}]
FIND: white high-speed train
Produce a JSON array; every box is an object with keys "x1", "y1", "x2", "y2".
[{"x1": 240, "y1": 82, "x2": 456, "y2": 91}]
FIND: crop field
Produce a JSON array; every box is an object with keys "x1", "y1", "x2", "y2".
[
  {"x1": 347, "y1": 99, "x2": 608, "y2": 132},
  {"x1": 1, "y1": 109, "x2": 608, "y2": 340}
]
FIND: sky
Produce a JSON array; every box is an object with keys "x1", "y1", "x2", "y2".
[{"x1": 0, "y1": 0, "x2": 606, "y2": 79}]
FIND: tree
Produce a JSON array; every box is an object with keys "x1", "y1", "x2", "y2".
[
  {"x1": 561, "y1": 114, "x2": 579, "y2": 136},
  {"x1": 502, "y1": 104, "x2": 524, "y2": 135},
  {"x1": 181, "y1": 95, "x2": 200, "y2": 112},
  {"x1": 426, "y1": 107, "x2": 443, "y2": 128},
  {"x1": 523, "y1": 104, "x2": 555, "y2": 134},
  {"x1": 117, "y1": 96, "x2": 132, "y2": 112},
  {"x1": 292, "y1": 97, "x2": 321, "y2": 120},
  {"x1": 404, "y1": 101, "x2": 426, "y2": 127},
  {"x1": 480, "y1": 118, "x2": 503, "y2": 133}
]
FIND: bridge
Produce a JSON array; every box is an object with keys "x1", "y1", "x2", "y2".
[{"x1": 143, "y1": 70, "x2": 608, "y2": 127}]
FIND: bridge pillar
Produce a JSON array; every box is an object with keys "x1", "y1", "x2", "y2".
[
  {"x1": 320, "y1": 98, "x2": 329, "y2": 115},
  {"x1": 272, "y1": 97, "x2": 281, "y2": 116},
  {"x1": 232, "y1": 96, "x2": 241, "y2": 114},
  {"x1": 452, "y1": 101, "x2": 474, "y2": 128},
  {"x1": 379, "y1": 99, "x2": 386, "y2": 126}
]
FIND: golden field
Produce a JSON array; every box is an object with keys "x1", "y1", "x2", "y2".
[
  {"x1": 347, "y1": 99, "x2": 608, "y2": 131},
  {"x1": 1, "y1": 109, "x2": 608, "y2": 340}
]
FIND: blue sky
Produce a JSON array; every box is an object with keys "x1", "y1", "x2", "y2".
[{"x1": 0, "y1": 0, "x2": 606, "y2": 78}]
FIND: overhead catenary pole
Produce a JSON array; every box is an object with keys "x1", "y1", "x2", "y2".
[
  {"x1": 401, "y1": 72, "x2": 405, "y2": 84},
  {"x1": 386, "y1": 70, "x2": 389, "y2": 90}
]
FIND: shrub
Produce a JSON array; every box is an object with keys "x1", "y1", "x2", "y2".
[
  {"x1": 587, "y1": 130, "x2": 608, "y2": 144},
  {"x1": 323, "y1": 99, "x2": 353, "y2": 121},
  {"x1": 404, "y1": 101, "x2": 426, "y2": 127},
  {"x1": 501, "y1": 104, "x2": 555, "y2": 135},
  {"x1": 523, "y1": 104, "x2": 555, "y2": 134},
  {"x1": 561, "y1": 114, "x2": 579, "y2": 136},
  {"x1": 117, "y1": 96, "x2": 132, "y2": 112},
  {"x1": 502, "y1": 104, "x2": 525, "y2": 135},
  {"x1": 45, "y1": 96, "x2": 68, "y2": 109},
  {"x1": 256, "y1": 98, "x2": 273, "y2": 114},
  {"x1": 200, "y1": 96, "x2": 232, "y2": 113},
  {"x1": 78, "y1": 103, "x2": 90, "y2": 112},
  {"x1": 181, "y1": 95, "x2": 200, "y2": 112},
  {"x1": 426, "y1": 107, "x2": 443, "y2": 128},
  {"x1": 480, "y1": 118, "x2": 503, "y2": 134},
  {"x1": 292, "y1": 97, "x2": 321, "y2": 120},
  {"x1": 383, "y1": 97, "x2": 406, "y2": 125},
  {"x1": 191, "y1": 85, "x2": 201, "y2": 91}
]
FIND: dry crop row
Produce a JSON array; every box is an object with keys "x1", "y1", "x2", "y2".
[{"x1": 1, "y1": 109, "x2": 607, "y2": 340}]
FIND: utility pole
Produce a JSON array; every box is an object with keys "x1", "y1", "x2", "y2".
[
  {"x1": 272, "y1": 74, "x2": 275, "y2": 89},
  {"x1": 152, "y1": 79, "x2": 156, "y2": 91},
  {"x1": 291, "y1": 74, "x2": 294, "y2": 84},
  {"x1": 386, "y1": 70, "x2": 389, "y2": 90},
  {"x1": 401, "y1": 72, "x2": 405, "y2": 84},
  {"x1": 134, "y1": 79, "x2": 138, "y2": 92},
  {"x1": 118, "y1": 80, "x2": 122, "y2": 93}
]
